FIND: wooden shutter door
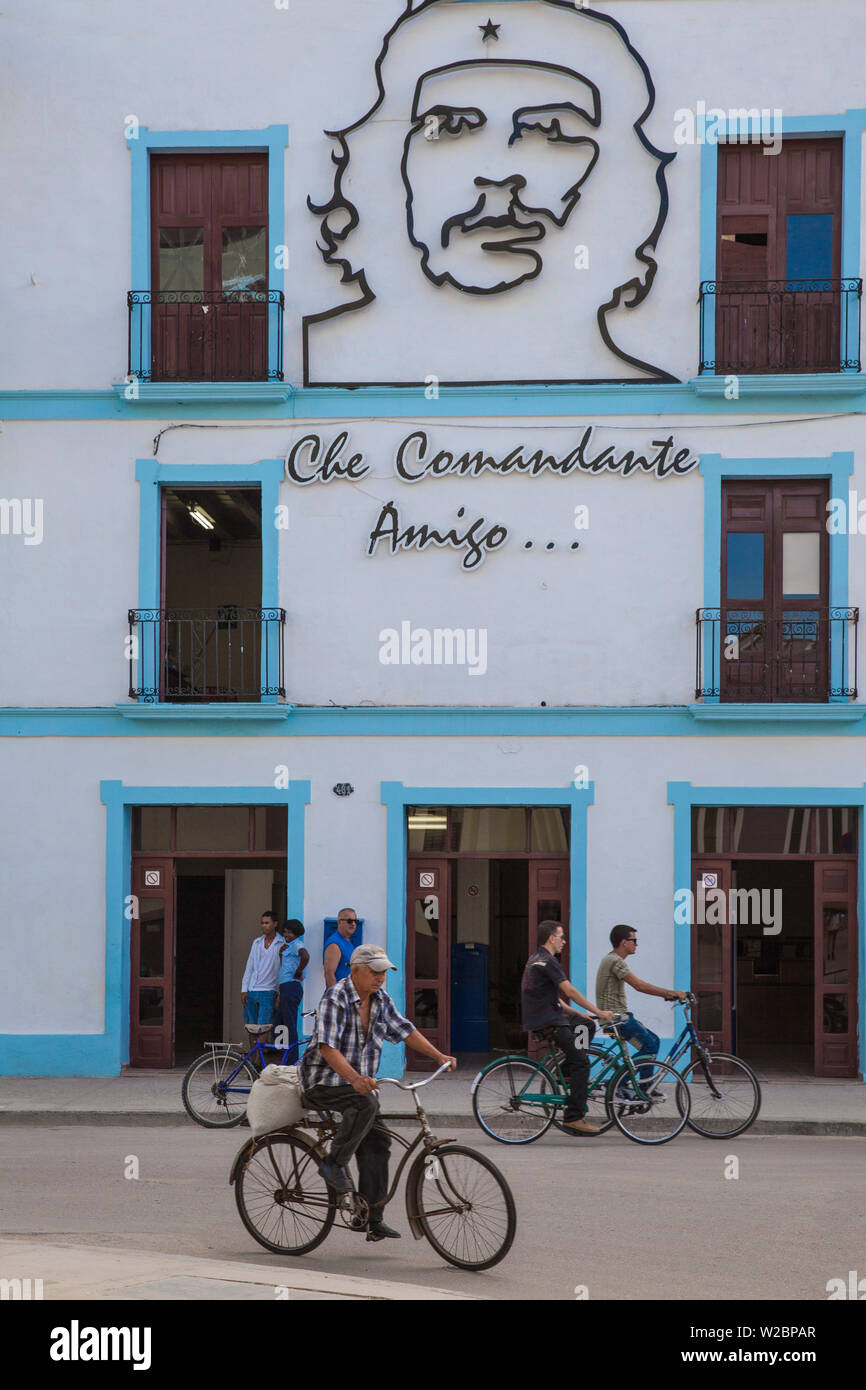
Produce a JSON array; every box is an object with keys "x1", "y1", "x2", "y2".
[
  {"x1": 690, "y1": 859, "x2": 734, "y2": 1054},
  {"x1": 130, "y1": 859, "x2": 176, "y2": 1067},
  {"x1": 405, "y1": 859, "x2": 450, "y2": 1068},
  {"x1": 151, "y1": 154, "x2": 268, "y2": 382},
  {"x1": 777, "y1": 140, "x2": 842, "y2": 371},
  {"x1": 814, "y1": 862, "x2": 858, "y2": 1076},
  {"x1": 212, "y1": 155, "x2": 269, "y2": 381}
]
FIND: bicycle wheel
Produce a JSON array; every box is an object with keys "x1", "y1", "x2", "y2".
[
  {"x1": 413, "y1": 1145, "x2": 516, "y2": 1271},
  {"x1": 550, "y1": 1044, "x2": 615, "y2": 1136},
  {"x1": 678, "y1": 1052, "x2": 762, "y2": 1138},
  {"x1": 235, "y1": 1132, "x2": 336, "y2": 1255},
  {"x1": 471, "y1": 1058, "x2": 557, "y2": 1144},
  {"x1": 181, "y1": 1049, "x2": 257, "y2": 1128},
  {"x1": 610, "y1": 1060, "x2": 691, "y2": 1145}
]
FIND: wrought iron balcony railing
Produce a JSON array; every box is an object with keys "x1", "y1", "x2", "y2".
[
  {"x1": 698, "y1": 279, "x2": 861, "y2": 375},
  {"x1": 127, "y1": 289, "x2": 284, "y2": 383},
  {"x1": 128, "y1": 607, "x2": 286, "y2": 703},
  {"x1": 696, "y1": 607, "x2": 858, "y2": 703}
]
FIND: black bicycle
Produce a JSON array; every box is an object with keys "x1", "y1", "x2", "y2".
[{"x1": 231, "y1": 1062, "x2": 517, "y2": 1271}]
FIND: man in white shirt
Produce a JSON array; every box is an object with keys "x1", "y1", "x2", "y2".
[{"x1": 241, "y1": 910, "x2": 282, "y2": 1043}]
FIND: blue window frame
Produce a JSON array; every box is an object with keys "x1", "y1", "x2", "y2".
[
  {"x1": 134, "y1": 458, "x2": 284, "y2": 704},
  {"x1": 125, "y1": 126, "x2": 289, "y2": 395},
  {"x1": 698, "y1": 453, "x2": 854, "y2": 709},
  {"x1": 698, "y1": 110, "x2": 866, "y2": 389}
]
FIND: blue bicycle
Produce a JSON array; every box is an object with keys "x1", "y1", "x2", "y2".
[
  {"x1": 585, "y1": 993, "x2": 761, "y2": 1139},
  {"x1": 182, "y1": 1018, "x2": 312, "y2": 1129}
]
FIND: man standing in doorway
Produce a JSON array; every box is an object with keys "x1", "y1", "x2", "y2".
[
  {"x1": 241, "y1": 910, "x2": 282, "y2": 1044},
  {"x1": 595, "y1": 925, "x2": 687, "y2": 1087},
  {"x1": 323, "y1": 908, "x2": 359, "y2": 988},
  {"x1": 521, "y1": 921, "x2": 614, "y2": 1136},
  {"x1": 300, "y1": 943, "x2": 456, "y2": 1241}
]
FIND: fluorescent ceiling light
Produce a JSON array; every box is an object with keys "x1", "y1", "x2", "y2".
[{"x1": 188, "y1": 504, "x2": 215, "y2": 531}]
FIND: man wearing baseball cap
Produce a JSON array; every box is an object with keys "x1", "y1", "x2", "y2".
[{"x1": 298, "y1": 943, "x2": 456, "y2": 1241}]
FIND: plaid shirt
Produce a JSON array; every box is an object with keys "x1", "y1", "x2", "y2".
[{"x1": 298, "y1": 978, "x2": 415, "y2": 1089}]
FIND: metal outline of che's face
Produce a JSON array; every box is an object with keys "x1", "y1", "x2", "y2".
[{"x1": 402, "y1": 59, "x2": 601, "y2": 295}]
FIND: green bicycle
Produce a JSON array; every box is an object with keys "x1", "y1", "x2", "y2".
[{"x1": 471, "y1": 1014, "x2": 691, "y2": 1147}]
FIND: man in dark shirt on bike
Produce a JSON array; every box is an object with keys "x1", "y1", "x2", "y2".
[{"x1": 521, "y1": 921, "x2": 614, "y2": 1135}]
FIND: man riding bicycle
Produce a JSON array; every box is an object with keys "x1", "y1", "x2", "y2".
[
  {"x1": 521, "y1": 921, "x2": 614, "y2": 1136},
  {"x1": 298, "y1": 943, "x2": 456, "y2": 1242},
  {"x1": 595, "y1": 924, "x2": 686, "y2": 1094}
]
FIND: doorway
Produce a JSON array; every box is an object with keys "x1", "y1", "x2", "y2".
[
  {"x1": 160, "y1": 486, "x2": 263, "y2": 702},
  {"x1": 405, "y1": 805, "x2": 570, "y2": 1067},
  {"x1": 733, "y1": 860, "x2": 814, "y2": 1074},
  {"x1": 130, "y1": 804, "x2": 287, "y2": 1068},
  {"x1": 691, "y1": 804, "x2": 858, "y2": 1077}
]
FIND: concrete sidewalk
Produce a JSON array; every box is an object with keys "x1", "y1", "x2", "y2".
[
  {"x1": 0, "y1": 1066, "x2": 864, "y2": 1133},
  {"x1": 0, "y1": 1238, "x2": 482, "y2": 1301}
]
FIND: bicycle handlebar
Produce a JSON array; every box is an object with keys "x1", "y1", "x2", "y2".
[{"x1": 377, "y1": 1060, "x2": 453, "y2": 1091}]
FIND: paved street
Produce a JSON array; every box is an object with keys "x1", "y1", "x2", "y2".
[{"x1": 0, "y1": 1124, "x2": 862, "y2": 1300}]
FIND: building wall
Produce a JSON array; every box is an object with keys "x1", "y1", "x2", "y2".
[
  {"x1": 1, "y1": 730, "x2": 864, "y2": 1062},
  {"x1": 3, "y1": 0, "x2": 866, "y2": 1077},
  {"x1": 0, "y1": 413, "x2": 863, "y2": 708},
  {"x1": 1, "y1": 0, "x2": 863, "y2": 389}
]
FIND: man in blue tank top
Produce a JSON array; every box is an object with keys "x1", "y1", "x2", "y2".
[{"x1": 324, "y1": 907, "x2": 358, "y2": 988}]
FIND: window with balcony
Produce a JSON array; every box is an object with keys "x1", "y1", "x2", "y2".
[
  {"x1": 700, "y1": 139, "x2": 861, "y2": 375},
  {"x1": 128, "y1": 485, "x2": 285, "y2": 702},
  {"x1": 128, "y1": 153, "x2": 283, "y2": 383},
  {"x1": 696, "y1": 479, "x2": 857, "y2": 702}
]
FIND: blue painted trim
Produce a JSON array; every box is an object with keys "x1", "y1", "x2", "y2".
[
  {"x1": 9, "y1": 704, "x2": 866, "y2": 738},
  {"x1": 699, "y1": 109, "x2": 866, "y2": 374},
  {"x1": 699, "y1": 452, "x2": 854, "y2": 706},
  {"x1": 116, "y1": 703, "x2": 293, "y2": 722},
  {"x1": 112, "y1": 383, "x2": 293, "y2": 404},
  {"x1": 668, "y1": 780, "x2": 866, "y2": 1080},
  {"x1": 379, "y1": 781, "x2": 593, "y2": 1078},
  {"x1": 126, "y1": 125, "x2": 289, "y2": 383},
  {"x1": 0, "y1": 779, "x2": 310, "y2": 1078},
  {"x1": 690, "y1": 374, "x2": 866, "y2": 398},
  {"x1": 688, "y1": 703, "x2": 864, "y2": 723},
  {"x1": 9, "y1": 381, "x2": 866, "y2": 419},
  {"x1": 134, "y1": 458, "x2": 284, "y2": 702}
]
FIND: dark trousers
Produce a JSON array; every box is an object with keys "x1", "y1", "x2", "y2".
[
  {"x1": 550, "y1": 1015, "x2": 596, "y2": 1122},
  {"x1": 302, "y1": 1084, "x2": 392, "y2": 1219},
  {"x1": 275, "y1": 981, "x2": 303, "y2": 1060}
]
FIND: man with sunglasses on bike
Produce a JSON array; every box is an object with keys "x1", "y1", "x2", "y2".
[
  {"x1": 596, "y1": 925, "x2": 687, "y2": 1096},
  {"x1": 521, "y1": 921, "x2": 614, "y2": 1136}
]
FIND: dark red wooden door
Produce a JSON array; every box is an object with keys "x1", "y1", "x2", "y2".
[
  {"x1": 130, "y1": 858, "x2": 175, "y2": 1067},
  {"x1": 151, "y1": 154, "x2": 269, "y2": 381},
  {"x1": 690, "y1": 859, "x2": 734, "y2": 1054},
  {"x1": 526, "y1": 860, "x2": 570, "y2": 1058},
  {"x1": 716, "y1": 139, "x2": 842, "y2": 373},
  {"x1": 405, "y1": 858, "x2": 451, "y2": 1068},
  {"x1": 528, "y1": 860, "x2": 570, "y2": 977},
  {"x1": 721, "y1": 480, "x2": 829, "y2": 701},
  {"x1": 814, "y1": 861, "x2": 858, "y2": 1076}
]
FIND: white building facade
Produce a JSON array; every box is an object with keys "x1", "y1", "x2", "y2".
[{"x1": 1, "y1": 0, "x2": 864, "y2": 1078}]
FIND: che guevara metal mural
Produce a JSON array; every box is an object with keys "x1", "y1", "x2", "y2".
[{"x1": 303, "y1": 0, "x2": 676, "y2": 387}]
